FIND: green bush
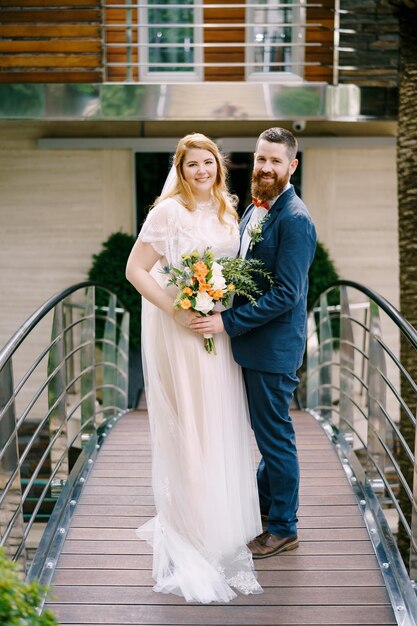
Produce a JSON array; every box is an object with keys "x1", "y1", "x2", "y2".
[
  {"x1": 308, "y1": 240, "x2": 340, "y2": 348},
  {"x1": 308, "y1": 240, "x2": 340, "y2": 311},
  {"x1": 296, "y1": 241, "x2": 340, "y2": 406},
  {"x1": 87, "y1": 232, "x2": 141, "y2": 349},
  {"x1": 0, "y1": 548, "x2": 59, "y2": 626}
]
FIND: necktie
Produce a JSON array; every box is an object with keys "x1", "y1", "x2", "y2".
[{"x1": 252, "y1": 197, "x2": 269, "y2": 210}]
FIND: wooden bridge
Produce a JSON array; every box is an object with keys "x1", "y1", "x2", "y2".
[{"x1": 44, "y1": 406, "x2": 396, "y2": 626}]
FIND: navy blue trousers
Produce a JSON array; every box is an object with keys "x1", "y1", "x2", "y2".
[{"x1": 242, "y1": 368, "x2": 300, "y2": 537}]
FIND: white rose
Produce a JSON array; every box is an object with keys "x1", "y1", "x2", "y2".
[
  {"x1": 209, "y1": 262, "x2": 227, "y2": 290},
  {"x1": 194, "y1": 291, "x2": 215, "y2": 315}
]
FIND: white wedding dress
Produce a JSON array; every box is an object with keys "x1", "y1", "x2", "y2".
[{"x1": 136, "y1": 197, "x2": 263, "y2": 603}]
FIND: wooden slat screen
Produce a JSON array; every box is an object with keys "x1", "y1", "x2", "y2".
[
  {"x1": 104, "y1": 1, "x2": 138, "y2": 82},
  {"x1": 0, "y1": 0, "x2": 103, "y2": 83},
  {"x1": 0, "y1": 1, "x2": 337, "y2": 85},
  {"x1": 204, "y1": 0, "x2": 245, "y2": 82},
  {"x1": 305, "y1": 0, "x2": 335, "y2": 83}
]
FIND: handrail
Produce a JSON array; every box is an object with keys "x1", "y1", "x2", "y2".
[
  {"x1": 305, "y1": 279, "x2": 417, "y2": 624},
  {"x1": 0, "y1": 281, "x2": 126, "y2": 373},
  {"x1": 330, "y1": 279, "x2": 417, "y2": 350},
  {"x1": 0, "y1": 282, "x2": 130, "y2": 572}
]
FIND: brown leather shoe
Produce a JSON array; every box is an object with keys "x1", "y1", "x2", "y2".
[{"x1": 248, "y1": 532, "x2": 299, "y2": 559}]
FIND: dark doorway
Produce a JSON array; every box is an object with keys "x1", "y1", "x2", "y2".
[
  {"x1": 135, "y1": 150, "x2": 303, "y2": 230},
  {"x1": 227, "y1": 151, "x2": 303, "y2": 217},
  {"x1": 135, "y1": 152, "x2": 172, "y2": 234}
]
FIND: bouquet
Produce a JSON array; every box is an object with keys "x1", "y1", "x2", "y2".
[{"x1": 163, "y1": 248, "x2": 273, "y2": 354}]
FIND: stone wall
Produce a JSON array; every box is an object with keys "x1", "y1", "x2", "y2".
[{"x1": 339, "y1": 0, "x2": 399, "y2": 87}]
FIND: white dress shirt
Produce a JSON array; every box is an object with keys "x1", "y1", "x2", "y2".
[{"x1": 240, "y1": 183, "x2": 291, "y2": 258}]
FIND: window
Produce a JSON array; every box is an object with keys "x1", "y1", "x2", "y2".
[
  {"x1": 139, "y1": 0, "x2": 203, "y2": 81},
  {"x1": 246, "y1": 0, "x2": 305, "y2": 80}
]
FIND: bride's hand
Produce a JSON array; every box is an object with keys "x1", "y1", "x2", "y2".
[
  {"x1": 173, "y1": 308, "x2": 200, "y2": 328},
  {"x1": 190, "y1": 312, "x2": 224, "y2": 335}
]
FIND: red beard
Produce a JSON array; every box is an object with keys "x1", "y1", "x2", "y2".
[{"x1": 251, "y1": 169, "x2": 289, "y2": 201}]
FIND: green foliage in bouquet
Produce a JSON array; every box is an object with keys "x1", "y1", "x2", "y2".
[
  {"x1": 164, "y1": 248, "x2": 274, "y2": 354},
  {"x1": 164, "y1": 248, "x2": 273, "y2": 310},
  {"x1": 0, "y1": 548, "x2": 59, "y2": 626},
  {"x1": 219, "y1": 255, "x2": 274, "y2": 304},
  {"x1": 87, "y1": 232, "x2": 141, "y2": 348}
]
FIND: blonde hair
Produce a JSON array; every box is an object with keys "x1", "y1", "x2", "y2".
[{"x1": 156, "y1": 133, "x2": 238, "y2": 223}]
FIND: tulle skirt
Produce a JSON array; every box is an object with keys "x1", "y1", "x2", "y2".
[{"x1": 136, "y1": 296, "x2": 263, "y2": 603}]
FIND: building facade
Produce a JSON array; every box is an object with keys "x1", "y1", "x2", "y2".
[{"x1": 0, "y1": 0, "x2": 399, "y2": 356}]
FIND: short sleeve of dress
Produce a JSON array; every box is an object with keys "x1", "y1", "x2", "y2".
[{"x1": 138, "y1": 200, "x2": 173, "y2": 256}]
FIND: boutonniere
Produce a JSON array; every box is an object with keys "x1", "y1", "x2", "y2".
[{"x1": 248, "y1": 213, "x2": 270, "y2": 251}]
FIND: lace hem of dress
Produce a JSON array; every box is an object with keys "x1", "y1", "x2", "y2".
[
  {"x1": 137, "y1": 517, "x2": 263, "y2": 603},
  {"x1": 227, "y1": 570, "x2": 263, "y2": 595}
]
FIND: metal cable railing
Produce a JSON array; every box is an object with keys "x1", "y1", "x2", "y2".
[
  {"x1": 0, "y1": 282, "x2": 129, "y2": 574},
  {"x1": 305, "y1": 280, "x2": 417, "y2": 624}
]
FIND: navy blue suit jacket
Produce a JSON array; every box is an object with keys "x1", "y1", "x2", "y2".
[{"x1": 222, "y1": 185, "x2": 317, "y2": 374}]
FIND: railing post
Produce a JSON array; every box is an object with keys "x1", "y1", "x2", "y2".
[
  {"x1": 103, "y1": 292, "x2": 117, "y2": 420},
  {"x1": 366, "y1": 301, "x2": 386, "y2": 494},
  {"x1": 126, "y1": 0, "x2": 132, "y2": 81},
  {"x1": 339, "y1": 286, "x2": 354, "y2": 444},
  {"x1": 48, "y1": 302, "x2": 69, "y2": 497},
  {"x1": 0, "y1": 359, "x2": 26, "y2": 567},
  {"x1": 80, "y1": 287, "x2": 96, "y2": 442},
  {"x1": 63, "y1": 303, "x2": 75, "y2": 395},
  {"x1": 117, "y1": 310, "x2": 129, "y2": 412},
  {"x1": 306, "y1": 311, "x2": 319, "y2": 411},
  {"x1": 319, "y1": 292, "x2": 333, "y2": 421},
  {"x1": 333, "y1": 0, "x2": 340, "y2": 85},
  {"x1": 410, "y1": 405, "x2": 417, "y2": 580}
]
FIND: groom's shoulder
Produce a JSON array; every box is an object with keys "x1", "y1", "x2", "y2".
[{"x1": 282, "y1": 190, "x2": 313, "y2": 223}]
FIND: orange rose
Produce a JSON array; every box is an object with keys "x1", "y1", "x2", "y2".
[
  {"x1": 180, "y1": 298, "x2": 192, "y2": 309},
  {"x1": 182, "y1": 287, "x2": 193, "y2": 295},
  {"x1": 227, "y1": 284, "x2": 235, "y2": 291},
  {"x1": 211, "y1": 289, "x2": 224, "y2": 301},
  {"x1": 193, "y1": 261, "x2": 209, "y2": 278}
]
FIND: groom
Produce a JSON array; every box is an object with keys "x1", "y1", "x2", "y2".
[{"x1": 192, "y1": 127, "x2": 317, "y2": 558}]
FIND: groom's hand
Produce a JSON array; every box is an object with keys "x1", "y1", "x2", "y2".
[{"x1": 190, "y1": 312, "x2": 224, "y2": 334}]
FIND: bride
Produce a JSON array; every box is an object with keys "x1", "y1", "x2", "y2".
[{"x1": 125, "y1": 133, "x2": 262, "y2": 603}]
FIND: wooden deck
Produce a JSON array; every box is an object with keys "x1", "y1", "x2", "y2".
[{"x1": 45, "y1": 409, "x2": 396, "y2": 625}]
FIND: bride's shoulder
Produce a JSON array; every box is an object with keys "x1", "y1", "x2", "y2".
[
  {"x1": 152, "y1": 196, "x2": 184, "y2": 216},
  {"x1": 145, "y1": 197, "x2": 182, "y2": 224}
]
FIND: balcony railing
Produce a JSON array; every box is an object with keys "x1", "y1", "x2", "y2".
[
  {"x1": 102, "y1": 1, "x2": 399, "y2": 87},
  {"x1": 0, "y1": 1, "x2": 399, "y2": 120}
]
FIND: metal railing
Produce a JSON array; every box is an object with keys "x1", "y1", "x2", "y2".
[
  {"x1": 0, "y1": 282, "x2": 129, "y2": 573},
  {"x1": 102, "y1": 1, "x2": 398, "y2": 85},
  {"x1": 305, "y1": 280, "x2": 417, "y2": 624}
]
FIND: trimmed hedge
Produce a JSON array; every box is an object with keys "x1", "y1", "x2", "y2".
[
  {"x1": 87, "y1": 232, "x2": 141, "y2": 349},
  {"x1": 308, "y1": 241, "x2": 340, "y2": 312}
]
